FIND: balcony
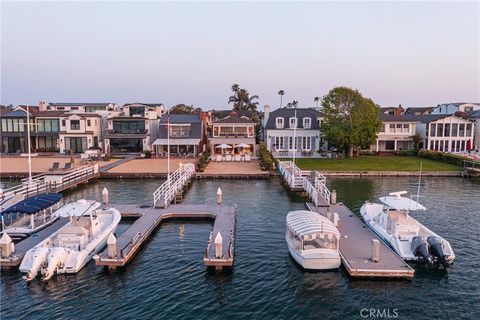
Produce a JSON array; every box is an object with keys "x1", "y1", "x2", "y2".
[{"x1": 104, "y1": 128, "x2": 148, "y2": 138}]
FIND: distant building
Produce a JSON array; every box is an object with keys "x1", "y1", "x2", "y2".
[
  {"x1": 153, "y1": 114, "x2": 206, "y2": 157},
  {"x1": 0, "y1": 107, "x2": 31, "y2": 153},
  {"x1": 466, "y1": 110, "x2": 480, "y2": 150},
  {"x1": 403, "y1": 107, "x2": 434, "y2": 115},
  {"x1": 372, "y1": 114, "x2": 419, "y2": 152},
  {"x1": 58, "y1": 113, "x2": 102, "y2": 153},
  {"x1": 431, "y1": 103, "x2": 480, "y2": 115},
  {"x1": 380, "y1": 105, "x2": 404, "y2": 116},
  {"x1": 263, "y1": 106, "x2": 324, "y2": 156}
]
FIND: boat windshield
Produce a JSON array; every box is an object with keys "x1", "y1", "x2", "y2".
[{"x1": 303, "y1": 233, "x2": 338, "y2": 250}]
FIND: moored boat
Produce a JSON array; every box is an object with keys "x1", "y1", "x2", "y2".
[
  {"x1": 19, "y1": 206, "x2": 121, "y2": 281},
  {"x1": 286, "y1": 210, "x2": 341, "y2": 270},
  {"x1": 360, "y1": 191, "x2": 455, "y2": 268}
]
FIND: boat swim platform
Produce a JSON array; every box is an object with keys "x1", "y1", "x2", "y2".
[
  {"x1": 94, "y1": 204, "x2": 237, "y2": 269},
  {"x1": 0, "y1": 218, "x2": 69, "y2": 268},
  {"x1": 306, "y1": 202, "x2": 415, "y2": 279}
]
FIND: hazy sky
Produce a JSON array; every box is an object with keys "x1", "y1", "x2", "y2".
[{"x1": 1, "y1": 1, "x2": 479, "y2": 110}]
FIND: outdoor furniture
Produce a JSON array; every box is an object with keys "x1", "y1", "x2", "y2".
[
  {"x1": 216, "y1": 154, "x2": 223, "y2": 162},
  {"x1": 245, "y1": 154, "x2": 251, "y2": 161},
  {"x1": 226, "y1": 154, "x2": 232, "y2": 162},
  {"x1": 235, "y1": 155, "x2": 241, "y2": 162},
  {"x1": 49, "y1": 162, "x2": 60, "y2": 171}
]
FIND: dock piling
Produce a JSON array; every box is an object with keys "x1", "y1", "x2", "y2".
[
  {"x1": 102, "y1": 187, "x2": 109, "y2": 205},
  {"x1": 332, "y1": 212, "x2": 339, "y2": 227},
  {"x1": 371, "y1": 239, "x2": 380, "y2": 262},
  {"x1": 217, "y1": 188, "x2": 222, "y2": 205},
  {"x1": 330, "y1": 189, "x2": 337, "y2": 205},
  {"x1": 107, "y1": 233, "x2": 117, "y2": 258},
  {"x1": 0, "y1": 233, "x2": 13, "y2": 258},
  {"x1": 215, "y1": 232, "x2": 223, "y2": 258}
]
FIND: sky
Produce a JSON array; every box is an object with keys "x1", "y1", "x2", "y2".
[{"x1": 1, "y1": 1, "x2": 479, "y2": 110}]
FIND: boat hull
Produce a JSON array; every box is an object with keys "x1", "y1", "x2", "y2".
[{"x1": 287, "y1": 240, "x2": 341, "y2": 270}]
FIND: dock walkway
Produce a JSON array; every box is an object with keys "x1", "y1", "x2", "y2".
[
  {"x1": 0, "y1": 218, "x2": 69, "y2": 267},
  {"x1": 95, "y1": 204, "x2": 236, "y2": 269},
  {"x1": 153, "y1": 163, "x2": 195, "y2": 208},
  {"x1": 306, "y1": 203, "x2": 414, "y2": 279}
]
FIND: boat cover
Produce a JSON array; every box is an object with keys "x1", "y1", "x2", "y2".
[
  {"x1": 286, "y1": 210, "x2": 340, "y2": 239},
  {"x1": 379, "y1": 193, "x2": 426, "y2": 211},
  {"x1": 2, "y1": 193, "x2": 63, "y2": 215}
]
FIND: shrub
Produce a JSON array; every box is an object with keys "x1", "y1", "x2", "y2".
[
  {"x1": 197, "y1": 151, "x2": 211, "y2": 171},
  {"x1": 417, "y1": 150, "x2": 463, "y2": 166},
  {"x1": 258, "y1": 142, "x2": 274, "y2": 171},
  {"x1": 143, "y1": 150, "x2": 152, "y2": 159}
]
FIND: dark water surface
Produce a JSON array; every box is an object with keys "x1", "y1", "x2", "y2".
[{"x1": 1, "y1": 177, "x2": 479, "y2": 320}]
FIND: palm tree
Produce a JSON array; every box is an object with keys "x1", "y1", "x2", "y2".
[
  {"x1": 314, "y1": 96, "x2": 320, "y2": 108},
  {"x1": 231, "y1": 84, "x2": 240, "y2": 93},
  {"x1": 228, "y1": 86, "x2": 260, "y2": 112},
  {"x1": 292, "y1": 100, "x2": 298, "y2": 108},
  {"x1": 278, "y1": 90, "x2": 285, "y2": 108}
]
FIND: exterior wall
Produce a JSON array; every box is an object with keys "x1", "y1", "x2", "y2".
[
  {"x1": 211, "y1": 123, "x2": 255, "y2": 138},
  {"x1": 432, "y1": 103, "x2": 480, "y2": 115},
  {"x1": 58, "y1": 114, "x2": 102, "y2": 153},
  {"x1": 426, "y1": 116, "x2": 475, "y2": 153},
  {"x1": 264, "y1": 129, "x2": 320, "y2": 152},
  {"x1": 371, "y1": 122, "x2": 417, "y2": 151}
]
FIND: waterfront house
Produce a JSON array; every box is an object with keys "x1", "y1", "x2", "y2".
[
  {"x1": 33, "y1": 111, "x2": 65, "y2": 152},
  {"x1": 417, "y1": 115, "x2": 475, "y2": 153},
  {"x1": 263, "y1": 106, "x2": 324, "y2": 157},
  {"x1": 372, "y1": 114, "x2": 419, "y2": 152},
  {"x1": 58, "y1": 112, "x2": 102, "y2": 153},
  {"x1": 153, "y1": 114, "x2": 206, "y2": 157},
  {"x1": 380, "y1": 105, "x2": 404, "y2": 116},
  {"x1": 404, "y1": 107, "x2": 434, "y2": 115},
  {"x1": 208, "y1": 111, "x2": 256, "y2": 156},
  {"x1": 467, "y1": 110, "x2": 480, "y2": 150},
  {"x1": 0, "y1": 107, "x2": 31, "y2": 153}
]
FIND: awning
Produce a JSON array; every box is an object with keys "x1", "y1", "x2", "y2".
[
  {"x1": 379, "y1": 191, "x2": 426, "y2": 211},
  {"x1": 152, "y1": 138, "x2": 200, "y2": 146},
  {"x1": 2, "y1": 193, "x2": 63, "y2": 215}
]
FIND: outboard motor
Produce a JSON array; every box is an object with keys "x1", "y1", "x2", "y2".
[
  {"x1": 412, "y1": 236, "x2": 433, "y2": 267},
  {"x1": 427, "y1": 236, "x2": 449, "y2": 268},
  {"x1": 23, "y1": 247, "x2": 49, "y2": 282},
  {"x1": 41, "y1": 248, "x2": 67, "y2": 281}
]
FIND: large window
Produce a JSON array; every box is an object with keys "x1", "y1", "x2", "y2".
[
  {"x1": 452, "y1": 124, "x2": 458, "y2": 136},
  {"x1": 65, "y1": 137, "x2": 87, "y2": 153},
  {"x1": 38, "y1": 136, "x2": 58, "y2": 151},
  {"x1": 37, "y1": 119, "x2": 60, "y2": 132},
  {"x1": 303, "y1": 117, "x2": 311, "y2": 129},
  {"x1": 466, "y1": 123, "x2": 472, "y2": 136},
  {"x1": 444, "y1": 123, "x2": 450, "y2": 137},
  {"x1": 113, "y1": 120, "x2": 146, "y2": 134},
  {"x1": 129, "y1": 106, "x2": 145, "y2": 117},
  {"x1": 459, "y1": 124, "x2": 465, "y2": 137},
  {"x1": 302, "y1": 136, "x2": 311, "y2": 150},
  {"x1": 170, "y1": 125, "x2": 191, "y2": 137},
  {"x1": 274, "y1": 136, "x2": 284, "y2": 149},
  {"x1": 430, "y1": 123, "x2": 436, "y2": 137},
  {"x1": 276, "y1": 118, "x2": 284, "y2": 129},
  {"x1": 289, "y1": 117, "x2": 297, "y2": 129},
  {"x1": 1, "y1": 118, "x2": 25, "y2": 132},
  {"x1": 437, "y1": 124, "x2": 443, "y2": 137},
  {"x1": 71, "y1": 120, "x2": 81, "y2": 130}
]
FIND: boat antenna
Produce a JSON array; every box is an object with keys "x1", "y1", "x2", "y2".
[
  {"x1": 415, "y1": 161, "x2": 423, "y2": 210},
  {"x1": 166, "y1": 107, "x2": 170, "y2": 188},
  {"x1": 292, "y1": 105, "x2": 297, "y2": 167}
]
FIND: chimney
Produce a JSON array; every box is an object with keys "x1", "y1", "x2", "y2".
[
  {"x1": 395, "y1": 104, "x2": 403, "y2": 116},
  {"x1": 39, "y1": 101, "x2": 48, "y2": 111}
]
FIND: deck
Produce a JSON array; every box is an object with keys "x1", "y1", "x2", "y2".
[
  {"x1": 0, "y1": 218, "x2": 69, "y2": 267},
  {"x1": 306, "y1": 203, "x2": 414, "y2": 279},
  {"x1": 94, "y1": 204, "x2": 236, "y2": 269}
]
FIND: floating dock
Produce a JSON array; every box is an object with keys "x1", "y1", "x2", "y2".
[
  {"x1": 94, "y1": 203, "x2": 236, "y2": 269},
  {"x1": 0, "y1": 218, "x2": 69, "y2": 267},
  {"x1": 279, "y1": 160, "x2": 414, "y2": 279}
]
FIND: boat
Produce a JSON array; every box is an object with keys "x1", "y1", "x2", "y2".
[
  {"x1": 285, "y1": 210, "x2": 341, "y2": 270},
  {"x1": 19, "y1": 206, "x2": 121, "y2": 281},
  {"x1": 0, "y1": 193, "x2": 64, "y2": 240},
  {"x1": 360, "y1": 191, "x2": 455, "y2": 268}
]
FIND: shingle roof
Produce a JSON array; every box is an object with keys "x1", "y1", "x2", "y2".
[
  {"x1": 265, "y1": 108, "x2": 321, "y2": 130},
  {"x1": 159, "y1": 114, "x2": 201, "y2": 123},
  {"x1": 404, "y1": 107, "x2": 434, "y2": 114},
  {"x1": 34, "y1": 111, "x2": 66, "y2": 117},
  {"x1": 467, "y1": 110, "x2": 480, "y2": 118},
  {"x1": 1, "y1": 110, "x2": 28, "y2": 118},
  {"x1": 50, "y1": 102, "x2": 112, "y2": 107},
  {"x1": 124, "y1": 103, "x2": 163, "y2": 107},
  {"x1": 211, "y1": 110, "x2": 253, "y2": 120},
  {"x1": 214, "y1": 115, "x2": 255, "y2": 124},
  {"x1": 378, "y1": 113, "x2": 446, "y2": 123}
]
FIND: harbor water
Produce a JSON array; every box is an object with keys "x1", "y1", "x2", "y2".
[{"x1": 1, "y1": 177, "x2": 479, "y2": 320}]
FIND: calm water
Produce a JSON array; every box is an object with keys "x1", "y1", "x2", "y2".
[{"x1": 1, "y1": 177, "x2": 479, "y2": 320}]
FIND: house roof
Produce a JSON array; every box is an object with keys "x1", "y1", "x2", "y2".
[
  {"x1": 404, "y1": 107, "x2": 434, "y2": 114},
  {"x1": 110, "y1": 116, "x2": 147, "y2": 120},
  {"x1": 124, "y1": 103, "x2": 163, "y2": 107},
  {"x1": 159, "y1": 114, "x2": 201, "y2": 123},
  {"x1": 467, "y1": 110, "x2": 480, "y2": 118},
  {"x1": 378, "y1": 113, "x2": 446, "y2": 123},
  {"x1": 214, "y1": 115, "x2": 255, "y2": 124},
  {"x1": 50, "y1": 102, "x2": 112, "y2": 107},
  {"x1": 1, "y1": 110, "x2": 28, "y2": 118},
  {"x1": 34, "y1": 111, "x2": 66, "y2": 117},
  {"x1": 210, "y1": 110, "x2": 254, "y2": 120},
  {"x1": 265, "y1": 108, "x2": 321, "y2": 130}
]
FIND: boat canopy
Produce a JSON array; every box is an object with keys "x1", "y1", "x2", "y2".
[
  {"x1": 379, "y1": 191, "x2": 426, "y2": 211},
  {"x1": 2, "y1": 193, "x2": 62, "y2": 215},
  {"x1": 286, "y1": 210, "x2": 340, "y2": 239}
]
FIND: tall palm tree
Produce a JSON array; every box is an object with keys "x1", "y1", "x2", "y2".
[
  {"x1": 292, "y1": 100, "x2": 298, "y2": 108},
  {"x1": 314, "y1": 96, "x2": 320, "y2": 108},
  {"x1": 231, "y1": 84, "x2": 240, "y2": 93},
  {"x1": 229, "y1": 87, "x2": 259, "y2": 112},
  {"x1": 278, "y1": 90, "x2": 285, "y2": 108}
]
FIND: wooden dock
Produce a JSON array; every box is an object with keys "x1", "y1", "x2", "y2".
[
  {"x1": 153, "y1": 163, "x2": 195, "y2": 208},
  {"x1": 0, "y1": 218, "x2": 69, "y2": 268},
  {"x1": 94, "y1": 203, "x2": 236, "y2": 269},
  {"x1": 306, "y1": 203, "x2": 414, "y2": 279}
]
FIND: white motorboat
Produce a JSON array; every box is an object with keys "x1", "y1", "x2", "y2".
[
  {"x1": 360, "y1": 191, "x2": 455, "y2": 268},
  {"x1": 1, "y1": 193, "x2": 63, "y2": 240},
  {"x1": 286, "y1": 210, "x2": 341, "y2": 270},
  {"x1": 19, "y1": 206, "x2": 121, "y2": 281}
]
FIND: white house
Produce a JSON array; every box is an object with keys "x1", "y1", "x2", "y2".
[
  {"x1": 467, "y1": 110, "x2": 480, "y2": 150},
  {"x1": 58, "y1": 113, "x2": 102, "y2": 153},
  {"x1": 263, "y1": 106, "x2": 324, "y2": 157},
  {"x1": 431, "y1": 103, "x2": 480, "y2": 115},
  {"x1": 422, "y1": 115, "x2": 475, "y2": 153},
  {"x1": 372, "y1": 114, "x2": 418, "y2": 152}
]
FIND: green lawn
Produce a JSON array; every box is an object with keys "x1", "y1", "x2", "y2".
[{"x1": 279, "y1": 156, "x2": 460, "y2": 171}]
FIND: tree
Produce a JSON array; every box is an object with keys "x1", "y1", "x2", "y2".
[
  {"x1": 278, "y1": 90, "x2": 285, "y2": 108},
  {"x1": 228, "y1": 85, "x2": 259, "y2": 113},
  {"x1": 170, "y1": 104, "x2": 196, "y2": 114},
  {"x1": 314, "y1": 96, "x2": 320, "y2": 108},
  {"x1": 412, "y1": 133, "x2": 422, "y2": 154},
  {"x1": 321, "y1": 87, "x2": 381, "y2": 158},
  {"x1": 286, "y1": 100, "x2": 298, "y2": 108}
]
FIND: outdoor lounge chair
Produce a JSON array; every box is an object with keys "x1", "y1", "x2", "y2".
[
  {"x1": 216, "y1": 154, "x2": 223, "y2": 162},
  {"x1": 226, "y1": 154, "x2": 232, "y2": 162},
  {"x1": 49, "y1": 162, "x2": 60, "y2": 171},
  {"x1": 235, "y1": 155, "x2": 241, "y2": 162},
  {"x1": 245, "y1": 154, "x2": 251, "y2": 161}
]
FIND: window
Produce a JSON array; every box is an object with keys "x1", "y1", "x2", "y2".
[
  {"x1": 380, "y1": 124, "x2": 385, "y2": 133},
  {"x1": 437, "y1": 124, "x2": 443, "y2": 137},
  {"x1": 466, "y1": 123, "x2": 472, "y2": 136},
  {"x1": 289, "y1": 117, "x2": 297, "y2": 129},
  {"x1": 459, "y1": 124, "x2": 465, "y2": 136},
  {"x1": 389, "y1": 124, "x2": 395, "y2": 132},
  {"x1": 302, "y1": 136, "x2": 311, "y2": 150},
  {"x1": 452, "y1": 124, "x2": 458, "y2": 136},
  {"x1": 303, "y1": 117, "x2": 311, "y2": 129},
  {"x1": 70, "y1": 120, "x2": 81, "y2": 130},
  {"x1": 1, "y1": 118, "x2": 25, "y2": 132},
  {"x1": 289, "y1": 137, "x2": 293, "y2": 149},
  {"x1": 113, "y1": 120, "x2": 146, "y2": 134},
  {"x1": 62, "y1": 119, "x2": 66, "y2": 127},
  {"x1": 465, "y1": 106, "x2": 473, "y2": 112},
  {"x1": 430, "y1": 123, "x2": 436, "y2": 137},
  {"x1": 403, "y1": 124, "x2": 409, "y2": 133},
  {"x1": 274, "y1": 136, "x2": 284, "y2": 149},
  {"x1": 87, "y1": 119, "x2": 91, "y2": 127},
  {"x1": 170, "y1": 125, "x2": 191, "y2": 137},
  {"x1": 444, "y1": 123, "x2": 450, "y2": 137},
  {"x1": 396, "y1": 124, "x2": 402, "y2": 133},
  {"x1": 276, "y1": 117, "x2": 284, "y2": 129},
  {"x1": 37, "y1": 119, "x2": 59, "y2": 132}
]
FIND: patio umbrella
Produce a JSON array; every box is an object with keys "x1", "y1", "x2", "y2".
[
  {"x1": 235, "y1": 143, "x2": 250, "y2": 148},
  {"x1": 215, "y1": 144, "x2": 232, "y2": 149}
]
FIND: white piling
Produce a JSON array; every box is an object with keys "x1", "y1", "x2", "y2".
[
  {"x1": 214, "y1": 232, "x2": 223, "y2": 258},
  {"x1": 102, "y1": 187, "x2": 109, "y2": 205},
  {"x1": 107, "y1": 233, "x2": 117, "y2": 258},
  {"x1": 217, "y1": 188, "x2": 222, "y2": 205},
  {"x1": 330, "y1": 189, "x2": 337, "y2": 205},
  {"x1": 371, "y1": 239, "x2": 380, "y2": 262},
  {"x1": 326, "y1": 211, "x2": 332, "y2": 221},
  {"x1": 0, "y1": 233, "x2": 13, "y2": 258},
  {"x1": 332, "y1": 212, "x2": 339, "y2": 227}
]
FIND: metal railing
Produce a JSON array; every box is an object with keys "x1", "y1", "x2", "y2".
[
  {"x1": 278, "y1": 160, "x2": 330, "y2": 206},
  {"x1": 152, "y1": 163, "x2": 195, "y2": 208}
]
